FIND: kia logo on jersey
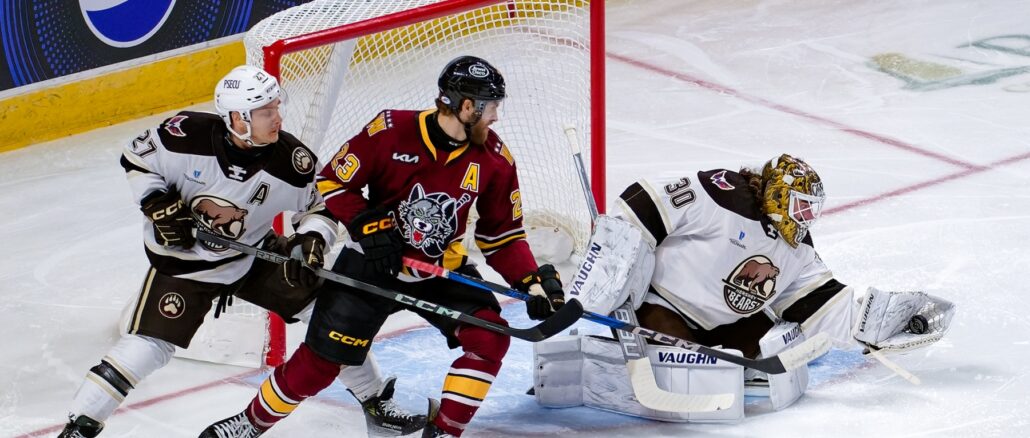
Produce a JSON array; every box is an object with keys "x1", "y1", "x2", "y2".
[{"x1": 79, "y1": 0, "x2": 176, "y2": 48}]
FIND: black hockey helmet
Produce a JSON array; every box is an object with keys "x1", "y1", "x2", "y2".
[{"x1": 437, "y1": 55, "x2": 506, "y2": 116}]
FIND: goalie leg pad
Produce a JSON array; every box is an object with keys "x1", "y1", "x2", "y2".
[
  {"x1": 566, "y1": 215, "x2": 655, "y2": 316},
  {"x1": 534, "y1": 335, "x2": 744, "y2": 423},
  {"x1": 757, "y1": 322, "x2": 810, "y2": 410}
]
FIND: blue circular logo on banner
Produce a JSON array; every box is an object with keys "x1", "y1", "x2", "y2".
[{"x1": 79, "y1": 0, "x2": 176, "y2": 48}]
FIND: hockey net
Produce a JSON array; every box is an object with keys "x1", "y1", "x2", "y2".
[
  {"x1": 165, "y1": 0, "x2": 603, "y2": 368},
  {"x1": 248, "y1": 0, "x2": 603, "y2": 260}
]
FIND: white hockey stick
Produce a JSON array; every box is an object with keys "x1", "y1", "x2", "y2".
[
  {"x1": 565, "y1": 125, "x2": 734, "y2": 412},
  {"x1": 867, "y1": 349, "x2": 921, "y2": 385},
  {"x1": 613, "y1": 302, "x2": 734, "y2": 412}
]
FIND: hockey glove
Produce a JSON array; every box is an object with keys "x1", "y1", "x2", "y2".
[
  {"x1": 349, "y1": 208, "x2": 404, "y2": 277},
  {"x1": 516, "y1": 264, "x2": 565, "y2": 320},
  {"x1": 282, "y1": 232, "x2": 327, "y2": 289},
  {"x1": 140, "y1": 189, "x2": 195, "y2": 249}
]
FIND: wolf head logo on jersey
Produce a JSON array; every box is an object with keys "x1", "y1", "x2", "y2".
[
  {"x1": 397, "y1": 184, "x2": 471, "y2": 257},
  {"x1": 722, "y1": 255, "x2": 781, "y2": 314},
  {"x1": 191, "y1": 196, "x2": 248, "y2": 251}
]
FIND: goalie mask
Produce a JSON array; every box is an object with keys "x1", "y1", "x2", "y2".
[
  {"x1": 761, "y1": 154, "x2": 825, "y2": 248},
  {"x1": 437, "y1": 55, "x2": 506, "y2": 126},
  {"x1": 214, "y1": 65, "x2": 283, "y2": 147}
]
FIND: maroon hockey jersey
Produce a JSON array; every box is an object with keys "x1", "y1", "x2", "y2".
[{"x1": 317, "y1": 109, "x2": 538, "y2": 285}]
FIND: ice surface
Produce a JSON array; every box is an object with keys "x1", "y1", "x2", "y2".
[{"x1": 4, "y1": 0, "x2": 1030, "y2": 436}]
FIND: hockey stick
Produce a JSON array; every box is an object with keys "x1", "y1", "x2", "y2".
[
  {"x1": 196, "y1": 229, "x2": 582, "y2": 342},
  {"x1": 611, "y1": 301, "x2": 734, "y2": 412},
  {"x1": 403, "y1": 257, "x2": 830, "y2": 375},
  {"x1": 866, "y1": 349, "x2": 921, "y2": 385},
  {"x1": 561, "y1": 126, "x2": 730, "y2": 412}
]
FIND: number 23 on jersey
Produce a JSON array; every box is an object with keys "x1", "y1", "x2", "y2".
[{"x1": 331, "y1": 143, "x2": 360, "y2": 182}]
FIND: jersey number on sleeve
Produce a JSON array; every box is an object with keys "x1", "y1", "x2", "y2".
[
  {"x1": 331, "y1": 146, "x2": 361, "y2": 182},
  {"x1": 510, "y1": 190, "x2": 523, "y2": 220},
  {"x1": 131, "y1": 130, "x2": 157, "y2": 157},
  {"x1": 664, "y1": 177, "x2": 695, "y2": 208}
]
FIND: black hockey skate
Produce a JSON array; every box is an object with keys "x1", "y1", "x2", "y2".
[
  {"x1": 198, "y1": 410, "x2": 264, "y2": 438},
  {"x1": 57, "y1": 415, "x2": 103, "y2": 438},
  {"x1": 420, "y1": 398, "x2": 454, "y2": 438},
  {"x1": 353, "y1": 376, "x2": 429, "y2": 436}
]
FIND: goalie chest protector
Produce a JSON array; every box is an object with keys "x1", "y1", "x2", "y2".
[{"x1": 612, "y1": 169, "x2": 834, "y2": 330}]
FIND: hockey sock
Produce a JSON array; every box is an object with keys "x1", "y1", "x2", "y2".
[
  {"x1": 68, "y1": 335, "x2": 175, "y2": 422},
  {"x1": 436, "y1": 309, "x2": 510, "y2": 436},
  {"x1": 337, "y1": 351, "x2": 384, "y2": 402},
  {"x1": 247, "y1": 342, "x2": 340, "y2": 429}
]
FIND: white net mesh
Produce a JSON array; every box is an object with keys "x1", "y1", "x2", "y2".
[{"x1": 245, "y1": 0, "x2": 595, "y2": 257}]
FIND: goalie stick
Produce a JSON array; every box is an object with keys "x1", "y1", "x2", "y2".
[
  {"x1": 611, "y1": 300, "x2": 734, "y2": 412},
  {"x1": 566, "y1": 125, "x2": 731, "y2": 412},
  {"x1": 403, "y1": 257, "x2": 831, "y2": 375},
  {"x1": 196, "y1": 229, "x2": 582, "y2": 342}
]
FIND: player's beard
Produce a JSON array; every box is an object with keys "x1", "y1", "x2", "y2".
[{"x1": 470, "y1": 120, "x2": 489, "y2": 145}]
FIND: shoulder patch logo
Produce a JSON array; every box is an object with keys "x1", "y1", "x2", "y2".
[
  {"x1": 710, "y1": 170, "x2": 735, "y2": 190},
  {"x1": 722, "y1": 256, "x2": 780, "y2": 314},
  {"x1": 292, "y1": 147, "x2": 315, "y2": 174},
  {"x1": 163, "y1": 115, "x2": 189, "y2": 137},
  {"x1": 366, "y1": 112, "x2": 390, "y2": 137}
]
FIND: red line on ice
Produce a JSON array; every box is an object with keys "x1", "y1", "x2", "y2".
[{"x1": 607, "y1": 52, "x2": 982, "y2": 171}]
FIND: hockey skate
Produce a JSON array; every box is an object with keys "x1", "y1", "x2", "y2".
[
  {"x1": 354, "y1": 376, "x2": 429, "y2": 436},
  {"x1": 57, "y1": 415, "x2": 103, "y2": 438},
  {"x1": 199, "y1": 410, "x2": 263, "y2": 438},
  {"x1": 420, "y1": 398, "x2": 454, "y2": 438}
]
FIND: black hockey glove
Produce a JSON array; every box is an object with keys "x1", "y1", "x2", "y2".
[
  {"x1": 516, "y1": 264, "x2": 565, "y2": 320},
  {"x1": 349, "y1": 208, "x2": 404, "y2": 277},
  {"x1": 282, "y1": 232, "x2": 326, "y2": 289},
  {"x1": 140, "y1": 189, "x2": 195, "y2": 249}
]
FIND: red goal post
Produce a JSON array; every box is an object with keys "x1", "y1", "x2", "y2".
[{"x1": 245, "y1": 0, "x2": 605, "y2": 367}]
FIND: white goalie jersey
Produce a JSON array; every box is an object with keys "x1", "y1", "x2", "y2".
[
  {"x1": 119, "y1": 111, "x2": 337, "y2": 284},
  {"x1": 613, "y1": 169, "x2": 852, "y2": 343}
]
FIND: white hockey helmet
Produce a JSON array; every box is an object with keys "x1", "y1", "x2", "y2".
[{"x1": 214, "y1": 65, "x2": 282, "y2": 146}]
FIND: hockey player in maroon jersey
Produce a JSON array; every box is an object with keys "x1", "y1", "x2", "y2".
[
  {"x1": 202, "y1": 56, "x2": 567, "y2": 437},
  {"x1": 59, "y1": 65, "x2": 424, "y2": 438}
]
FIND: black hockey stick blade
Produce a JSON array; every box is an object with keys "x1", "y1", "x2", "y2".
[
  {"x1": 196, "y1": 229, "x2": 579, "y2": 342},
  {"x1": 587, "y1": 312, "x2": 832, "y2": 374}
]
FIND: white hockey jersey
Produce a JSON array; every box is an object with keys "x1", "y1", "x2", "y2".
[
  {"x1": 119, "y1": 111, "x2": 337, "y2": 284},
  {"x1": 613, "y1": 169, "x2": 844, "y2": 333}
]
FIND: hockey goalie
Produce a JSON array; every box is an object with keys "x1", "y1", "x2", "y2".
[{"x1": 532, "y1": 154, "x2": 956, "y2": 422}]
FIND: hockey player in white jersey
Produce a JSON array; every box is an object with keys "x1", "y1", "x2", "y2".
[
  {"x1": 534, "y1": 154, "x2": 955, "y2": 421},
  {"x1": 59, "y1": 65, "x2": 425, "y2": 438}
]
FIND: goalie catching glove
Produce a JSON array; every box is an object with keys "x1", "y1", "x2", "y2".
[
  {"x1": 853, "y1": 287, "x2": 956, "y2": 354},
  {"x1": 281, "y1": 232, "x2": 326, "y2": 289},
  {"x1": 517, "y1": 264, "x2": 565, "y2": 320},
  {"x1": 140, "y1": 188, "x2": 195, "y2": 249}
]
